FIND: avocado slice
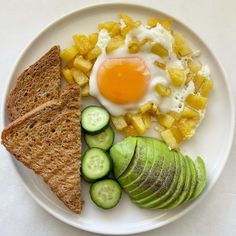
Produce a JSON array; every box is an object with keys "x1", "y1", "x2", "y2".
[
  {"x1": 123, "y1": 137, "x2": 156, "y2": 192},
  {"x1": 127, "y1": 139, "x2": 165, "y2": 196},
  {"x1": 139, "y1": 150, "x2": 181, "y2": 208},
  {"x1": 156, "y1": 153, "x2": 186, "y2": 209},
  {"x1": 190, "y1": 156, "x2": 207, "y2": 200},
  {"x1": 118, "y1": 137, "x2": 148, "y2": 187},
  {"x1": 185, "y1": 156, "x2": 198, "y2": 201},
  {"x1": 132, "y1": 142, "x2": 175, "y2": 202},
  {"x1": 110, "y1": 136, "x2": 137, "y2": 179},
  {"x1": 162, "y1": 155, "x2": 192, "y2": 209}
]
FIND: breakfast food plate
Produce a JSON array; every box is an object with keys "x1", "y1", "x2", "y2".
[{"x1": 1, "y1": 2, "x2": 235, "y2": 235}]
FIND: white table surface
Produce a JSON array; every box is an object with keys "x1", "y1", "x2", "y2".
[{"x1": 1, "y1": 0, "x2": 236, "y2": 235}]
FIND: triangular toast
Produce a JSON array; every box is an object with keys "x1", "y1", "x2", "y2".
[
  {"x1": 7, "y1": 46, "x2": 61, "y2": 120},
  {"x1": 2, "y1": 84, "x2": 82, "y2": 214}
]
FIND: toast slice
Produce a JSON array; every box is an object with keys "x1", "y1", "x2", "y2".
[
  {"x1": 2, "y1": 84, "x2": 82, "y2": 214},
  {"x1": 7, "y1": 45, "x2": 61, "y2": 120}
]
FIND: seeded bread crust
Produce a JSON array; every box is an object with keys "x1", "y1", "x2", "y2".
[
  {"x1": 7, "y1": 46, "x2": 61, "y2": 121},
  {"x1": 2, "y1": 84, "x2": 82, "y2": 214}
]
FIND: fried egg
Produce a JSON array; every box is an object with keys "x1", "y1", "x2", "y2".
[{"x1": 89, "y1": 24, "x2": 193, "y2": 116}]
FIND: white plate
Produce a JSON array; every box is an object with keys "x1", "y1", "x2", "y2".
[{"x1": 2, "y1": 3, "x2": 235, "y2": 235}]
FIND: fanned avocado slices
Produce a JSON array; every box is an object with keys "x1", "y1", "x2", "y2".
[
  {"x1": 110, "y1": 136, "x2": 137, "y2": 179},
  {"x1": 190, "y1": 156, "x2": 207, "y2": 200}
]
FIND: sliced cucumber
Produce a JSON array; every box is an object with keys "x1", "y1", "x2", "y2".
[
  {"x1": 90, "y1": 179, "x2": 122, "y2": 209},
  {"x1": 81, "y1": 148, "x2": 112, "y2": 182},
  {"x1": 81, "y1": 106, "x2": 110, "y2": 134},
  {"x1": 85, "y1": 126, "x2": 114, "y2": 150}
]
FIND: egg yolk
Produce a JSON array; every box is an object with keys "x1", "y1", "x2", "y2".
[{"x1": 97, "y1": 57, "x2": 150, "y2": 104}]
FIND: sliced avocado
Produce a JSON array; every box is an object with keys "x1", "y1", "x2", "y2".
[
  {"x1": 110, "y1": 136, "x2": 137, "y2": 179},
  {"x1": 132, "y1": 141, "x2": 175, "y2": 202},
  {"x1": 127, "y1": 138, "x2": 164, "y2": 196},
  {"x1": 185, "y1": 156, "x2": 198, "y2": 201},
  {"x1": 163, "y1": 155, "x2": 192, "y2": 209},
  {"x1": 156, "y1": 153, "x2": 186, "y2": 209},
  {"x1": 190, "y1": 156, "x2": 207, "y2": 200},
  {"x1": 123, "y1": 137, "x2": 156, "y2": 192},
  {"x1": 118, "y1": 137, "x2": 148, "y2": 187},
  {"x1": 139, "y1": 150, "x2": 181, "y2": 208}
]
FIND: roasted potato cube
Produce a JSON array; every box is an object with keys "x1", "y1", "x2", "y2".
[
  {"x1": 111, "y1": 116, "x2": 128, "y2": 131},
  {"x1": 154, "y1": 61, "x2": 166, "y2": 70},
  {"x1": 182, "y1": 106, "x2": 200, "y2": 119},
  {"x1": 86, "y1": 46, "x2": 102, "y2": 60},
  {"x1": 139, "y1": 102, "x2": 153, "y2": 114},
  {"x1": 128, "y1": 38, "x2": 148, "y2": 53},
  {"x1": 89, "y1": 33, "x2": 99, "y2": 47},
  {"x1": 185, "y1": 72, "x2": 194, "y2": 84},
  {"x1": 173, "y1": 33, "x2": 192, "y2": 57},
  {"x1": 158, "y1": 114, "x2": 175, "y2": 128},
  {"x1": 168, "y1": 68, "x2": 185, "y2": 87},
  {"x1": 177, "y1": 118, "x2": 198, "y2": 140},
  {"x1": 167, "y1": 111, "x2": 181, "y2": 122},
  {"x1": 142, "y1": 113, "x2": 152, "y2": 129},
  {"x1": 193, "y1": 75, "x2": 206, "y2": 92},
  {"x1": 73, "y1": 56, "x2": 92, "y2": 73},
  {"x1": 188, "y1": 60, "x2": 202, "y2": 73},
  {"x1": 120, "y1": 13, "x2": 140, "y2": 36},
  {"x1": 123, "y1": 125, "x2": 139, "y2": 137},
  {"x1": 130, "y1": 114, "x2": 147, "y2": 135},
  {"x1": 71, "y1": 68, "x2": 89, "y2": 87},
  {"x1": 62, "y1": 68, "x2": 74, "y2": 84},
  {"x1": 98, "y1": 21, "x2": 121, "y2": 37},
  {"x1": 149, "y1": 103, "x2": 161, "y2": 116},
  {"x1": 161, "y1": 129, "x2": 178, "y2": 149},
  {"x1": 81, "y1": 84, "x2": 90, "y2": 97},
  {"x1": 73, "y1": 34, "x2": 92, "y2": 55},
  {"x1": 60, "y1": 45, "x2": 78, "y2": 62},
  {"x1": 151, "y1": 43, "x2": 168, "y2": 57},
  {"x1": 147, "y1": 18, "x2": 172, "y2": 31},
  {"x1": 185, "y1": 94, "x2": 207, "y2": 110},
  {"x1": 200, "y1": 79, "x2": 213, "y2": 97},
  {"x1": 170, "y1": 126, "x2": 183, "y2": 144},
  {"x1": 155, "y1": 84, "x2": 171, "y2": 97},
  {"x1": 106, "y1": 36, "x2": 124, "y2": 53}
]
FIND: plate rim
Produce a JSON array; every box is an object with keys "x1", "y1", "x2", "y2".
[{"x1": 2, "y1": 2, "x2": 235, "y2": 235}]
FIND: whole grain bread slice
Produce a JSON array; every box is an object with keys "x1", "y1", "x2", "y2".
[
  {"x1": 7, "y1": 45, "x2": 61, "y2": 121},
  {"x1": 2, "y1": 84, "x2": 82, "y2": 214}
]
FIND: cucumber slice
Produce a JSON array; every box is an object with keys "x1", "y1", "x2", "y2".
[
  {"x1": 85, "y1": 126, "x2": 114, "y2": 150},
  {"x1": 90, "y1": 179, "x2": 122, "y2": 209},
  {"x1": 81, "y1": 106, "x2": 110, "y2": 134},
  {"x1": 81, "y1": 148, "x2": 112, "y2": 182}
]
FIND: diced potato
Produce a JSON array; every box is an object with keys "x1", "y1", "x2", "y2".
[
  {"x1": 81, "y1": 84, "x2": 90, "y2": 97},
  {"x1": 151, "y1": 43, "x2": 168, "y2": 57},
  {"x1": 71, "y1": 68, "x2": 89, "y2": 87},
  {"x1": 120, "y1": 13, "x2": 141, "y2": 36},
  {"x1": 173, "y1": 33, "x2": 192, "y2": 57},
  {"x1": 98, "y1": 21, "x2": 121, "y2": 37},
  {"x1": 111, "y1": 116, "x2": 128, "y2": 131},
  {"x1": 60, "y1": 45, "x2": 78, "y2": 62},
  {"x1": 130, "y1": 114, "x2": 147, "y2": 135},
  {"x1": 120, "y1": 13, "x2": 134, "y2": 25},
  {"x1": 193, "y1": 75, "x2": 206, "y2": 92},
  {"x1": 106, "y1": 36, "x2": 124, "y2": 53},
  {"x1": 128, "y1": 38, "x2": 148, "y2": 53},
  {"x1": 167, "y1": 111, "x2": 181, "y2": 122},
  {"x1": 123, "y1": 125, "x2": 139, "y2": 137},
  {"x1": 170, "y1": 126, "x2": 183, "y2": 144},
  {"x1": 124, "y1": 113, "x2": 133, "y2": 125},
  {"x1": 185, "y1": 94, "x2": 207, "y2": 110},
  {"x1": 177, "y1": 118, "x2": 198, "y2": 140},
  {"x1": 200, "y1": 79, "x2": 213, "y2": 97},
  {"x1": 185, "y1": 72, "x2": 194, "y2": 84},
  {"x1": 168, "y1": 68, "x2": 185, "y2": 87},
  {"x1": 62, "y1": 68, "x2": 74, "y2": 84},
  {"x1": 73, "y1": 34, "x2": 92, "y2": 55},
  {"x1": 142, "y1": 113, "x2": 152, "y2": 129},
  {"x1": 139, "y1": 102, "x2": 153, "y2": 114},
  {"x1": 147, "y1": 18, "x2": 160, "y2": 28},
  {"x1": 155, "y1": 84, "x2": 171, "y2": 97},
  {"x1": 149, "y1": 103, "x2": 161, "y2": 116},
  {"x1": 182, "y1": 106, "x2": 200, "y2": 119},
  {"x1": 73, "y1": 56, "x2": 92, "y2": 73},
  {"x1": 147, "y1": 18, "x2": 172, "y2": 31},
  {"x1": 86, "y1": 46, "x2": 102, "y2": 60},
  {"x1": 188, "y1": 60, "x2": 202, "y2": 73},
  {"x1": 161, "y1": 129, "x2": 178, "y2": 150},
  {"x1": 89, "y1": 33, "x2": 98, "y2": 47},
  {"x1": 158, "y1": 114, "x2": 175, "y2": 128},
  {"x1": 154, "y1": 61, "x2": 166, "y2": 70}
]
